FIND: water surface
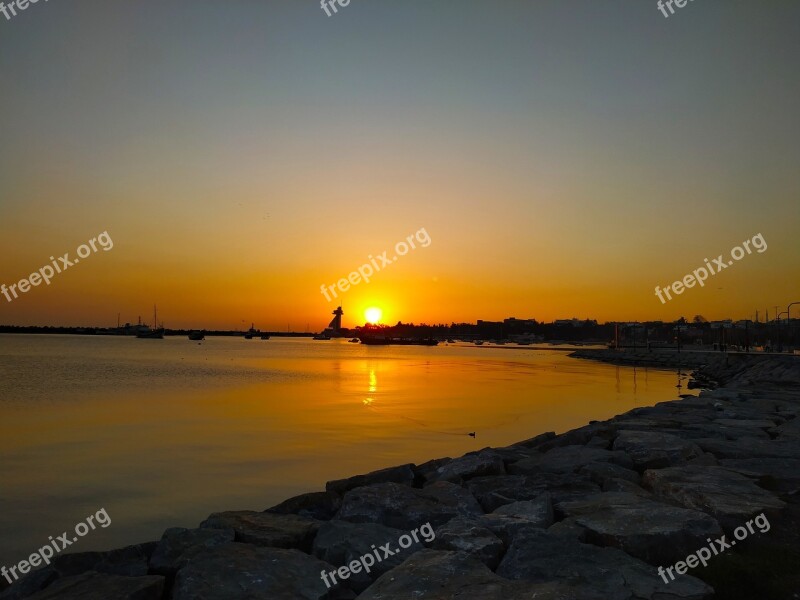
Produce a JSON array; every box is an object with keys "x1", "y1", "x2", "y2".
[{"x1": 0, "y1": 335, "x2": 691, "y2": 565}]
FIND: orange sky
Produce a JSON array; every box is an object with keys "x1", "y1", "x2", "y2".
[{"x1": 1, "y1": 2, "x2": 798, "y2": 330}]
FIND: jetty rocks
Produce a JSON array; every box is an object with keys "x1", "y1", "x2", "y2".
[{"x1": 2, "y1": 352, "x2": 798, "y2": 599}]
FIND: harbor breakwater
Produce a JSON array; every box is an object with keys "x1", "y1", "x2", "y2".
[{"x1": 2, "y1": 351, "x2": 799, "y2": 599}]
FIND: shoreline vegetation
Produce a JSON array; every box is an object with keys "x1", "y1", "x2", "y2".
[{"x1": 1, "y1": 351, "x2": 798, "y2": 599}]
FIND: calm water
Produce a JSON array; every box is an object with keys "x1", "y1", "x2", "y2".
[{"x1": 0, "y1": 335, "x2": 692, "y2": 565}]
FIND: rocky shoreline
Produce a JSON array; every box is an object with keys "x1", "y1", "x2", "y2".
[{"x1": 2, "y1": 351, "x2": 799, "y2": 599}]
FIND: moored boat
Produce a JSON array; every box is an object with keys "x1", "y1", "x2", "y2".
[{"x1": 137, "y1": 306, "x2": 165, "y2": 339}]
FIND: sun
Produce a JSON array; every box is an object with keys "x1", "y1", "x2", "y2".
[{"x1": 365, "y1": 307, "x2": 383, "y2": 324}]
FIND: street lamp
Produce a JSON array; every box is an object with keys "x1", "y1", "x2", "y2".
[
  {"x1": 777, "y1": 312, "x2": 788, "y2": 353},
  {"x1": 787, "y1": 302, "x2": 799, "y2": 350}
]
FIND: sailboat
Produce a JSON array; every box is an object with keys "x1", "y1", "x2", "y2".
[{"x1": 137, "y1": 305, "x2": 165, "y2": 339}]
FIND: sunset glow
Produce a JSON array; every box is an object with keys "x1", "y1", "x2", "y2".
[{"x1": 365, "y1": 307, "x2": 383, "y2": 325}]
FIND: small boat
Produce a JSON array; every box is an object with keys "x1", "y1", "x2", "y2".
[
  {"x1": 188, "y1": 330, "x2": 205, "y2": 341},
  {"x1": 474, "y1": 340, "x2": 484, "y2": 346},
  {"x1": 313, "y1": 333, "x2": 331, "y2": 340},
  {"x1": 260, "y1": 334, "x2": 270, "y2": 340},
  {"x1": 348, "y1": 338, "x2": 360, "y2": 343},
  {"x1": 244, "y1": 323, "x2": 259, "y2": 339}
]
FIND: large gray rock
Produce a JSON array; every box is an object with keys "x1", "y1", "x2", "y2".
[
  {"x1": 718, "y1": 458, "x2": 800, "y2": 492},
  {"x1": 430, "y1": 517, "x2": 505, "y2": 569},
  {"x1": 267, "y1": 490, "x2": 342, "y2": 520},
  {"x1": 423, "y1": 450, "x2": 505, "y2": 483},
  {"x1": 466, "y1": 473, "x2": 600, "y2": 512},
  {"x1": 579, "y1": 461, "x2": 641, "y2": 486},
  {"x1": 414, "y1": 457, "x2": 454, "y2": 482},
  {"x1": 602, "y1": 478, "x2": 653, "y2": 496},
  {"x1": 683, "y1": 422, "x2": 770, "y2": 440},
  {"x1": 149, "y1": 527, "x2": 235, "y2": 575},
  {"x1": 535, "y1": 423, "x2": 617, "y2": 452},
  {"x1": 488, "y1": 444, "x2": 544, "y2": 463},
  {"x1": 712, "y1": 418, "x2": 777, "y2": 430},
  {"x1": 613, "y1": 431, "x2": 703, "y2": 470},
  {"x1": 508, "y1": 445, "x2": 634, "y2": 475},
  {"x1": 26, "y1": 572, "x2": 164, "y2": 600},
  {"x1": 556, "y1": 492, "x2": 722, "y2": 565},
  {"x1": 694, "y1": 438, "x2": 800, "y2": 460},
  {"x1": 0, "y1": 569, "x2": 58, "y2": 600},
  {"x1": 491, "y1": 493, "x2": 554, "y2": 529},
  {"x1": 200, "y1": 511, "x2": 319, "y2": 551},
  {"x1": 172, "y1": 543, "x2": 334, "y2": 600},
  {"x1": 476, "y1": 513, "x2": 549, "y2": 545},
  {"x1": 57, "y1": 543, "x2": 156, "y2": 578},
  {"x1": 336, "y1": 482, "x2": 483, "y2": 529},
  {"x1": 0, "y1": 543, "x2": 157, "y2": 600},
  {"x1": 312, "y1": 520, "x2": 424, "y2": 593},
  {"x1": 357, "y1": 549, "x2": 577, "y2": 600},
  {"x1": 326, "y1": 464, "x2": 415, "y2": 495},
  {"x1": 497, "y1": 529, "x2": 713, "y2": 600},
  {"x1": 642, "y1": 466, "x2": 786, "y2": 526},
  {"x1": 513, "y1": 431, "x2": 557, "y2": 448}
]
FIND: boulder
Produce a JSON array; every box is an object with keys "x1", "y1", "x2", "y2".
[
  {"x1": 430, "y1": 517, "x2": 505, "y2": 569},
  {"x1": 326, "y1": 464, "x2": 415, "y2": 495},
  {"x1": 0, "y1": 568, "x2": 58, "y2": 600},
  {"x1": 534, "y1": 423, "x2": 617, "y2": 452},
  {"x1": 466, "y1": 473, "x2": 600, "y2": 512},
  {"x1": 311, "y1": 520, "x2": 424, "y2": 593},
  {"x1": 172, "y1": 543, "x2": 334, "y2": 599},
  {"x1": 0, "y1": 543, "x2": 157, "y2": 600},
  {"x1": 200, "y1": 511, "x2": 319, "y2": 551},
  {"x1": 712, "y1": 418, "x2": 777, "y2": 430},
  {"x1": 476, "y1": 513, "x2": 550, "y2": 546},
  {"x1": 336, "y1": 482, "x2": 483, "y2": 530},
  {"x1": 613, "y1": 431, "x2": 703, "y2": 470},
  {"x1": 556, "y1": 492, "x2": 722, "y2": 564},
  {"x1": 643, "y1": 465, "x2": 786, "y2": 526},
  {"x1": 694, "y1": 438, "x2": 800, "y2": 460},
  {"x1": 414, "y1": 457, "x2": 453, "y2": 482},
  {"x1": 267, "y1": 491, "x2": 342, "y2": 520},
  {"x1": 357, "y1": 549, "x2": 574, "y2": 600},
  {"x1": 26, "y1": 572, "x2": 164, "y2": 600},
  {"x1": 497, "y1": 529, "x2": 713, "y2": 599},
  {"x1": 601, "y1": 478, "x2": 652, "y2": 496},
  {"x1": 513, "y1": 431, "x2": 556, "y2": 448},
  {"x1": 718, "y1": 458, "x2": 800, "y2": 492},
  {"x1": 149, "y1": 527, "x2": 235, "y2": 575},
  {"x1": 508, "y1": 445, "x2": 634, "y2": 475},
  {"x1": 423, "y1": 450, "x2": 505, "y2": 483},
  {"x1": 491, "y1": 493, "x2": 554, "y2": 529},
  {"x1": 579, "y1": 461, "x2": 641, "y2": 486}
]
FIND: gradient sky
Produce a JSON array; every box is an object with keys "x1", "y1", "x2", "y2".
[{"x1": 1, "y1": 1, "x2": 798, "y2": 330}]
